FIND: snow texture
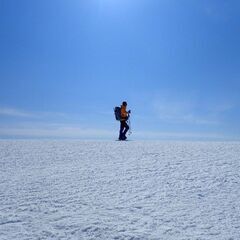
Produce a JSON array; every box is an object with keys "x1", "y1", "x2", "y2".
[{"x1": 0, "y1": 140, "x2": 240, "y2": 240}]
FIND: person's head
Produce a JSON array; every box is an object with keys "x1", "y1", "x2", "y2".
[{"x1": 122, "y1": 101, "x2": 127, "y2": 106}]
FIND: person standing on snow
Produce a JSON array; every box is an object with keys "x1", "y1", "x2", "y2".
[{"x1": 119, "y1": 101, "x2": 131, "y2": 140}]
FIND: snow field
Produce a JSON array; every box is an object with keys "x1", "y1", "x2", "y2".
[{"x1": 0, "y1": 140, "x2": 240, "y2": 240}]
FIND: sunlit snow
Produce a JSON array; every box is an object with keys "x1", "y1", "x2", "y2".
[{"x1": 0, "y1": 140, "x2": 240, "y2": 239}]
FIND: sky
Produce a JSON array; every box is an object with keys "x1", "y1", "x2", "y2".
[{"x1": 0, "y1": 0, "x2": 240, "y2": 140}]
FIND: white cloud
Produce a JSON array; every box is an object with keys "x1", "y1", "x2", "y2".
[
  {"x1": 0, "y1": 107, "x2": 101, "y2": 138},
  {"x1": 0, "y1": 106, "x2": 115, "y2": 139},
  {"x1": 0, "y1": 107, "x2": 34, "y2": 118},
  {"x1": 0, "y1": 105, "x2": 236, "y2": 140},
  {"x1": 133, "y1": 130, "x2": 227, "y2": 140},
  {"x1": 0, "y1": 124, "x2": 114, "y2": 139},
  {"x1": 0, "y1": 122, "x2": 230, "y2": 140},
  {"x1": 1, "y1": 120, "x2": 239, "y2": 140},
  {"x1": 151, "y1": 97, "x2": 233, "y2": 125},
  {"x1": 0, "y1": 107, "x2": 68, "y2": 119}
]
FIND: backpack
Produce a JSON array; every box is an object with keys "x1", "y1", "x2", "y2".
[{"x1": 114, "y1": 106, "x2": 121, "y2": 121}]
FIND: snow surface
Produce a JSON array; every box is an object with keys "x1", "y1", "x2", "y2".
[{"x1": 0, "y1": 140, "x2": 240, "y2": 240}]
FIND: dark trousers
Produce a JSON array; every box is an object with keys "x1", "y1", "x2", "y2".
[{"x1": 119, "y1": 120, "x2": 129, "y2": 140}]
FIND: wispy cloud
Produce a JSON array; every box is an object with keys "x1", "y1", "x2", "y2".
[
  {"x1": 0, "y1": 123, "x2": 114, "y2": 139},
  {"x1": 203, "y1": 2, "x2": 233, "y2": 23},
  {"x1": 0, "y1": 124, "x2": 230, "y2": 140},
  {"x1": 0, "y1": 107, "x2": 67, "y2": 119},
  {"x1": 133, "y1": 130, "x2": 227, "y2": 141},
  {"x1": 0, "y1": 107, "x2": 34, "y2": 118},
  {"x1": 0, "y1": 106, "x2": 116, "y2": 139},
  {"x1": 152, "y1": 97, "x2": 234, "y2": 126},
  {"x1": 0, "y1": 105, "x2": 237, "y2": 140}
]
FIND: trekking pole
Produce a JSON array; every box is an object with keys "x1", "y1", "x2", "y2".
[{"x1": 128, "y1": 114, "x2": 132, "y2": 135}]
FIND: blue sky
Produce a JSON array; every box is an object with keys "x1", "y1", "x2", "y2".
[{"x1": 0, "y1": 0, "x2": 240, "y2": 140}]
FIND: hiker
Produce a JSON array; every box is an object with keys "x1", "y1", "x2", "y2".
[{"x1": 119, "y1": 101, "x2": 131, "y2": 140}]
